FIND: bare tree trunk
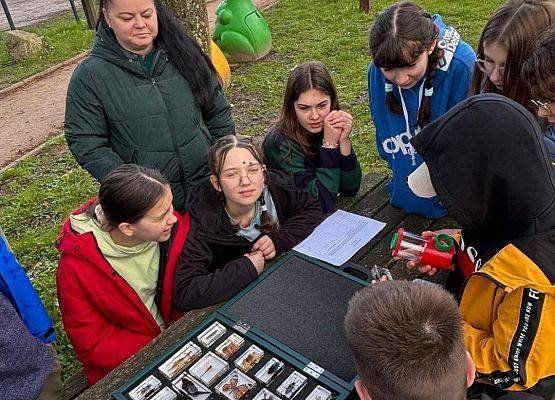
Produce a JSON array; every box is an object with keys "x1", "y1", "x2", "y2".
[
  {"x1": 359, "y1": 0, "x2": 372, "y2": 13},
  {"x1": 164, "y1": 0, "x2": 211, "y2": 56},
  {"x1": 81, "y1": 0, "x2": 99, "y2": 29}
]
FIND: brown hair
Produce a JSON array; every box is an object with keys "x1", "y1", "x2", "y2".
[
  {"x1": 345, "y1": 281, "x2": 467, "y2": 400},
  {"x1": 88, "y1": 164, "x2": 168, "y2": 228},
  {"x1": 522, "y1": 27, "x2": 555, "y2": 102},
  {"x1": 470, "y1": 0, "x2": 555, "y2": 112},
  {"x1": 208, "y1": 135, "x2": 278, "y2": 234},
  {"x1": 368, "y1": 1, "x2": 443, "y2": 128},
  {"x1": 273, "y1": 61, "x2": 340, "y2": 158}
]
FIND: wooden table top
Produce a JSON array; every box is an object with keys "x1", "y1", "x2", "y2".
[{"x1": 73, "y1": 173, "x2": 454, "y2": 399}]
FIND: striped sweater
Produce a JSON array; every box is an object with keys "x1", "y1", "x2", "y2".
[{"x1": 263, "y1": 129, "x2": 362, "y2": 213}]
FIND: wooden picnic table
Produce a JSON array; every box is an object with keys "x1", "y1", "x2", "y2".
[{"x1": 64, "y1": 172, "x2": 454, "y2": 400}]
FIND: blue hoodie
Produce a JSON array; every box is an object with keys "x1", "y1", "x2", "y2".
[
  {"x1": 0, "y1": 233, "x2": 56, "y2": 344},
  {"x1": 368, "y1": 15, "x2": 475, "y2": 218}
]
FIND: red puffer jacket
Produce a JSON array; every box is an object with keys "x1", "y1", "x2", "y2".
[{"x1": 56, "y1": 198, "x2": 190, "y2": 385}]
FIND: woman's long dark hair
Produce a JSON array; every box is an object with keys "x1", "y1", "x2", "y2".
[
  {"x1": 272, "y1": 61, "x2": 340, "y2": 159},
  {"x1": 470, "y1": 0, "x2": 555, "y2": 113},
  {"x1": 209, "y1": 135, "x2": 278, "y2": 235},
  {"x1": 99, "y1": 0, "x2": 218, "y2": 111},
  {"x1": 88, "y1": 164, "x2": 169, "y2": 228},
  {"x1": 368, "y1": 1, "x2": 443, "y2": 128}
]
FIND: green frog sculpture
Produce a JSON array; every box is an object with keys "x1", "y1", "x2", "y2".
[{"x1": 213, "y1": 0, "x2": 272, "y2": 63}]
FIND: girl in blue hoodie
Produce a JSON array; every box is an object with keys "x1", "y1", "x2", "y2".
[{"x1": 367, "y1": 1, "x2": 475, "y2": 218}]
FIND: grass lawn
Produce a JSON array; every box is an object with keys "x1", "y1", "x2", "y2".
[
  {"x1": 0, "y1": 11, "x2": 94, "y2": 89},
  {"x1": 0, "y1": 0, "x2": 503, "y2": 382}
]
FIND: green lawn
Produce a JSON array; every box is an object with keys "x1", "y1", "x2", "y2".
[
  {"x1": 0, "y1": 11, "x2": 94, "y2": 89},
  {"x1": 0, "y1": 0, "x2": 503, "y2": 382}
]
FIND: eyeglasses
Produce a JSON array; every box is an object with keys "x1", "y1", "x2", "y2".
[
  {"x1": 531, "y1": 99, "x2": 553, "y2": 113},
  {"x1": 475, "y1": 57, "x2": 505, "y2": 76},
  {"x1": 220, "y1": 163, "x2": 264, "y2": 186}
]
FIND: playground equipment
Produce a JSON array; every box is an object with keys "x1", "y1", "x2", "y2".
[
  {"x1": 211, "y1": 40, "x2": 232, "y2": 88},
  {"x1": 213, "y1": 0, "x2": 272, "y2": 63}
]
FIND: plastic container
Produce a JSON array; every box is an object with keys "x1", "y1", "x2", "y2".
[{"x1": 390, "y1": 228, "x2": 455, "y2": 270}]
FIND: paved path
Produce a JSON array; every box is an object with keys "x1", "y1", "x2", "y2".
[
  {"x1": 0, "y1": 0, "x2": 275, "y2": 169},
  {"x1": 0, "y1": 0, "x2": 82, "y2": 31}
]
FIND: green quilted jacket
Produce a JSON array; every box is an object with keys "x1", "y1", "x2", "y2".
[{"x1": 64, "y1": 21, "x2": 235, "y2": 211}]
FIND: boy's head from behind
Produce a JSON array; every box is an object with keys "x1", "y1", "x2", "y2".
[{"x1": 345, "y1": 280, "x2": 474, "y2": 400}]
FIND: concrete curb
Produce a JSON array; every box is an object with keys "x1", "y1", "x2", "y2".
[
  {"x1": 0, "y1": 133, "x2": 64, "y2": 175},
  {"x1": 0, "y1": 50, "x2": 89, "y2": 99}
]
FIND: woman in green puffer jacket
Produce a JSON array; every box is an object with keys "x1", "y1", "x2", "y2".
[{"x1": 64, "y1": 0, "x2": 235, "y2": 211}]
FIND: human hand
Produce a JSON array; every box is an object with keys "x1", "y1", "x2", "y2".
[
  {"x1": 244, "y1": 251, "x2": 265, "y2": 274},
  {"x1": 252, "y1": 235, "x2": 276, "y2": 260},
  {"x1": 323, "y1": 115, "x2": 342, "y2": 146},
  {"x1": 326, "y1": 110, "x2": 353, "y2": 143},
  {"x1": 405, "y1": 229, "x2": 459, "y2": 276}
]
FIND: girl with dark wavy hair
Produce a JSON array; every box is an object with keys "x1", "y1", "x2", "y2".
[
  {"x1": 264, "y1": 61, "x2": 362, "y2": 213},
  {"x1": 65, "y1": 0, "x2": 235, "y2": 212},
  {"x1": 173, "y1": 135, "x2": 324, "y2": 312},
  {"x1": 367, "y1": 1, "x2": 475, "y2": 218}
]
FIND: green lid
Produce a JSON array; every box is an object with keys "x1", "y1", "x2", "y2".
[
  {"x1": 390, "y1": 232, "x2": 399, "y2": 251},
  {"x1": 434, "y1": 234, "x2": 454, "y2": 252}
]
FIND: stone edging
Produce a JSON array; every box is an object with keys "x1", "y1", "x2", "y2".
[
  {"x1": 0, "y1": 50, "x2": 89, "y2": 99},
  {"x1": 0, "y1": 133, "x2": 64, "y2": 175}
]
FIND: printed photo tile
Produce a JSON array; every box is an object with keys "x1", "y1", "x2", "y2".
[
  {"x1": 158, "y1": 342, "x2": 202, "y2": 379},
  {"x1": 254, "y1": 358, "x2": 285, "y2": 385},
  {"x1": 276, "y1": 371, "x2": 308, "y2": 399},
  {"x1": 172, "y1": 372, "x2": 212, "y2": 400},
  {"x1": 252, "y1": 388, "x2": 280, "y2": 400},
  {"x1": 215, "y1": 368, "x2": 256, "y2": 400},
  {"x1": 215, "y1": 333, "x2": 245, "y2": 360},
  {"x1": 304, "y1": 386, "x2": 332, "y2": 400},
  {"x1": 128, "y1": 375, "x2": 162, "y2": 400},
  {"x1": 150, "y1": 387, "x2": 177, "y2": 400},
  {"x1": 234, "y1": 345, "x2": 264, "y2": 373},
  {"x1": 197, "y1": 322, "x2": 227, "y2": 347},
  {"x1": 189, "y1": 351, "x2": 229, "y2": 386}
]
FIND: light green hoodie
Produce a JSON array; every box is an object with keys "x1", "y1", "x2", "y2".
[{"x1": 70, "y1": 213, "x2": 165, "y2": 329}]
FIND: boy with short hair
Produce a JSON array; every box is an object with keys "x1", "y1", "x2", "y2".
[{"x1": 344, "y1": 280, "x2": 475, "y2": 400}]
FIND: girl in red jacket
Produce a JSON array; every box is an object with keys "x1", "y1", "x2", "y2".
[{"x1": 56, "y1": 164, "x2": 189, "y2": 385}]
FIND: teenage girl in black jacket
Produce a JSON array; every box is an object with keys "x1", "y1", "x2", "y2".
[{"x1": 173, "y1": 135, "x2": 324, "y2": 312}]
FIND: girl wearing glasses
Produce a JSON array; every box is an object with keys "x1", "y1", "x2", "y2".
[
  {"x1": 173, "y1": 135, "x2": 323, "y2": 312},
  {"x1": 471, "y1": 0, "x2": 555, "y2": 114},
  {"x1": 264, "y1": 61, "x2": 362, "y2": 213},
  {"x1": 367, "y1": 1, "x2": 475, "y2": 219},
  {"x1": 522, "y1": 28, "x2": 555, "y2": 163}
]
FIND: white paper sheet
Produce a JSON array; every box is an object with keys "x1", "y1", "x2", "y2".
[{"x1": 293, "y1": 209, "x2": 386, "y2": 266}]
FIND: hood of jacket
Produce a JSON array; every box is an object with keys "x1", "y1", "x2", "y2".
[
  {"x1": 56, "y1": 197, "x2": 179, "y2": 269},
  {"x1": 90, "y1": 18, "x2": 168, "y2": 78},
  {"x1": 411, "y1": 93, "x2": 555, "y2": 271},
  {"x1": 186, "y1": 170, "x2": 293, "y2": 243}
]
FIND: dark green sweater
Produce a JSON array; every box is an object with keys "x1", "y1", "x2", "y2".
[
  {"x1": 64, "y1": 20, "x2": 235, "y2": 211},
  {"x1": 263, "y1": 129, "x2": 362, "y2": 212}
]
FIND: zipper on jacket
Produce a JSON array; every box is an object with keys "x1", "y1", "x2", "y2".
[{"x1": 150, "y1": 68, "x2": 189, "y2": 197}]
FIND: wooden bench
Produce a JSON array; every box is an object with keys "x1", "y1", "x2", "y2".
[{"x1": 63, "y1": 172, "x2": 453, "y2": 399}]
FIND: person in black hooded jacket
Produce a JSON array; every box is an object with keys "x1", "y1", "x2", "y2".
[
  {"x1": 173, "y1": 136, "x2": 324, "y2": 312},
  {"x1": 406, "y1": 93, "x2": 555, "y2": 398}
]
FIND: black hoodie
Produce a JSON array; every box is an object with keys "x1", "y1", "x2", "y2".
[
  {"x1": 411, "y1": 94, "x2": 555, "y2": 395},
  {"x1": 411, "y1": 93, "x2": 555, "y2": 284},
  {"x1": 173, "y1": 170, "x2": 324, "y2": 312}
]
